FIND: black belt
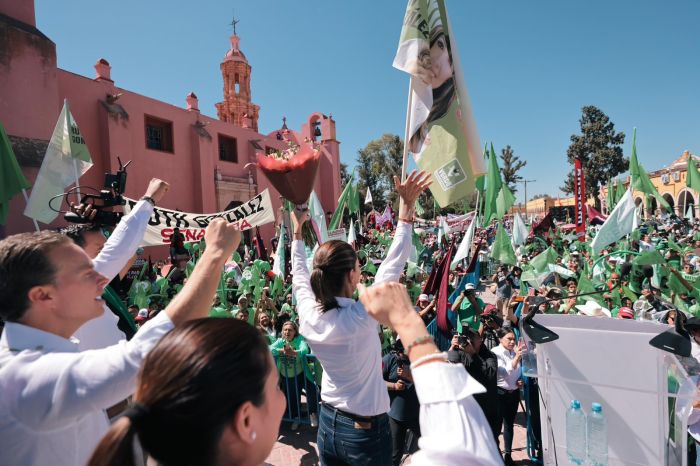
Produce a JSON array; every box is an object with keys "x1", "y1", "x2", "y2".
[
  {"x1": 321, "y1": 402, "x2": 383, "y2": 423},
  {"x1": 497, "y1": 387, "x2": 519, "y2": 394}
]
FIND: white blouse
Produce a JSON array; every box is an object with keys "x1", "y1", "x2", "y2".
[
  {"x1": 291, "y1": 221, "x2": 413, "y2": 417},
  {"x1": 492, "y1": 344, "x2": 522, "y2": 391}
]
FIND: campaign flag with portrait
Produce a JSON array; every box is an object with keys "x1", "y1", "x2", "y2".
[{"x1": 394, "y1": 0, "x2": 485, "y2": 207}]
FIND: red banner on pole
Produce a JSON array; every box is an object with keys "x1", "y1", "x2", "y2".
[{"x1": 574, "y1": 159, "x2": 587, "y2": 241}]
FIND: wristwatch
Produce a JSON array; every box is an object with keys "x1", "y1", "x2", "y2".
[{"x1": 140, "y1": 195, "x2": 156, "y2": 206}]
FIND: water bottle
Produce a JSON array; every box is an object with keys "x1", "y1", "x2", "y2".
[
  {"x1": 587, "y1": 402, "x2": 608, "y2": 466},
  {"x1": 566, "y1": 400, "x2": 586, "y2": 465},
  {"x1": 521, "y1": 340, "x2": 537, "y2": 376}
]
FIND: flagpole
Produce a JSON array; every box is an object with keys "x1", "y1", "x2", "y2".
[
  {"x1": 400, "y1": 76, "x2": 413, "y2": 184},
  {"x1": 21, "y1": 189, "x2": 40, "y2": 232}
]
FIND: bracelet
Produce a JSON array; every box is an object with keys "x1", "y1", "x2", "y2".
[
  {"x1": 411, "y1": 351, "x2": 448, "y2": 369},
  {"x1": 398, "y1": 217, "x2": 413, "y2": 223},
  {"x1": 140, "y1": 196, "x2": 156, "y2": 207},
  {"x1": 405, "y1": 334, "x2": 434, "y2": 356}
]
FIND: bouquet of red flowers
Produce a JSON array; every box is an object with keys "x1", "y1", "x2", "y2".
[{"x1": 255, "y1": 140, "x2": 321, "y2": 206}]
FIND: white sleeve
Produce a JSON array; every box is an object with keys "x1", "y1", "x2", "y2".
[
  {"x1": 0, "y1": 312, "x2": 174, "y2": 431},
  {"x1": 374, "y1": 221, "x2": 412, "y2": 285},
  {"x1": 291, "y1": 240, "x2": 318, "y2": 322},
  {"x1": 92, "y1": 200, "x2": 154, "y2": 280},
  {"x1": 497, "y1": 351, "x2": 522, "y2": 388},
  {"x1": 410, "y1": 362, "x2": 503, "y2": 466}
]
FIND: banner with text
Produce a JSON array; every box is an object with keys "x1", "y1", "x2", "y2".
[{"x1": 124, "y1": 189, "x2": 275, "y2": 247}]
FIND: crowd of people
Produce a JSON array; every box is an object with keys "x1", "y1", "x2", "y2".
[{"x1": 4, "y1": 170, "x2": 700, "y2": 465}]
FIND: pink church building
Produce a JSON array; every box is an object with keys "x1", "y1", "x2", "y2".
[{"x1": 0, "y1": 1, "x2": 342, "y2": 251}]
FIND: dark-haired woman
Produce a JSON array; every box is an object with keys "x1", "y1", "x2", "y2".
[
  {"x1": 492, "y1": 327, "x2": 523, "y2": 466},
  {"x1": 290, "y1": 170, "x2": 430, "y2": 466},
  {"x1": 88, "y1": 318, "x2": 285, "y2": 466}
]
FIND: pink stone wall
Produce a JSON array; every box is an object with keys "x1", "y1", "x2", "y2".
[{"x1": 0, "y1": 4, "x2": 341, "y2": 259}]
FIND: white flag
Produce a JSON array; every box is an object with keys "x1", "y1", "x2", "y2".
[
  {"x1": 687, "y1": 205, "x2": 695, "y2": 221},
  {"x1": 451, "y1": 212, "x2": 477, "y2": 269},
  {"x1": 591, "y1": 188, "x2": 638, "y2": 254},
  {"x1": 365, "y1": 188, "x2": 373, "y2": 205},
  {"x1": 512, "y1": 213, "x2": 528, "y2": 246},
  {"x1": 347, "y1": 219, "x2": 357, "y2": 244},
  {"x1": 272, "y1": 224, "x2": 286, "y2": 277},
  {"x1": 24, "y1": 99, "x2": 93, "y2": 224},
  {"x1": 309, "y1": 190, "x2": 329, "y2": 244}
]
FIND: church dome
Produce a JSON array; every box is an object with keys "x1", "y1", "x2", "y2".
[{"x1": 224, "y1": 34, "x2": 247, "y2": 63}]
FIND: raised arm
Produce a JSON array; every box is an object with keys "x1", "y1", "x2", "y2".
[
  {"x1": 358, "y1": 282, "x2": 502, "y2": 465},
  {"x1": 93, "y1": 179, "x2": 169, "y2": 280},
  {"x1": 164, "y1": 219, "x2": 241, "y2": 326},
  {"x1": 375, "y1": 171, "x2": 431, "y2": 285},
  {"x1": 290, "y1": 209, "x2": 318, "y2": 316}
]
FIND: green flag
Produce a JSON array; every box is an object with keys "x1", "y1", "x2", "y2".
[
  {"x1": 606, "y1": 179, "x2": 616, "y2": 212},
  {"x1": 615, "y1": 180, "x2": 626, "y2": 205},
  {"x1": 529, "y1": 247, "x2": 559, "y2": 274},
  {"x1": 415, "y1": 199, "x2": 425, "y2": 216},
  {"x1": 328, "y1": 173, "x2": 354, "y2": 230},
  {"x1": 632, "y1": 250, "x2": 666, "y2": 266},
  {"x1": 687, "y1": 156, "x2": 700, "y2": 194},
  {"x1": 496, "y1": 183, "x2": 516, "y2": 219},
  {"x1": 348, "y1": 181, "x2": 360, "y2": 215},
  {"x1": 490, "y1": 222, "x2": 516, "y2": 265},
  {"x1": 483, "y1": 143, "x2": 503, "y2": 224},
  {"x1": 0, "y1": 122, "x2": 31, "y2": 224},
  {"x1": 629, "y1": 128, "x2": 671, "y2": 212},
  {"x1": 362, "y1": 260, "x2": 377, "y2": 275}
]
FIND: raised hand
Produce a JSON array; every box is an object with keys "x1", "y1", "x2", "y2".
[
  {"x1": 291, "y1": 208, "x2": 311, "y2": 240},
  {"x1": 203, "y1": 218, "x2": 241, "y2": 260},
  {"x1": 143, "y1": 178, "x2": 170, "y2": 204},
  {"x1": 394, "y1": 170, "x2": 432, "y2": 206}
]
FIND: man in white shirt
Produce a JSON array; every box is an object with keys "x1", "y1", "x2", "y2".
[
  {"x1": 65, "y1": 178, "x2": 168, "y2": 350},
  {"x1": 0, "y1": 218, "x2": 241, "y2": 465}
]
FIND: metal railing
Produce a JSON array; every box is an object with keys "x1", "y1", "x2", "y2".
[{"x1": 273, "y1": 353, "x2": 322, "y2": 427}]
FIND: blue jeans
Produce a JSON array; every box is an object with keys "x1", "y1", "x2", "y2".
[{"x1": 317, "y1": 403, "x2": 392, "y2": 466}]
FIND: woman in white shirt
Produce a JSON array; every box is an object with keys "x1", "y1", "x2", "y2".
[
  {"x1": 492, "y1": 327, "x2": 523, "y2": 466},
  {"x1": 290, "y1": 171, "x2": 430, "y2": 466}
]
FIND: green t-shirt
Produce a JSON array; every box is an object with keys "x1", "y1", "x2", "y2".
[{"x1": 457, "y1": 297, "x2": 485, "y2": 333}]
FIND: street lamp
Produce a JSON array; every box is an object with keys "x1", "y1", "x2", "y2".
[{"x1": 516, "y1": 179, "x2": 536, "y2": 215}]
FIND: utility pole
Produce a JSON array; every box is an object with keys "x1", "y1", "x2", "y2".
[{"x1": 516, "y1": 179, "x2": 536, "y2": 215}]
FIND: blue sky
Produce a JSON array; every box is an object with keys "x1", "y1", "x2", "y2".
[{"x1": 36, "y1": 0, "x2": 700, "y2": 202}]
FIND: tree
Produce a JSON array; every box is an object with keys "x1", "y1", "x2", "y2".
[
  {"x1": 499, "y1": 145, "x2": 526, "y2": 193},
  {"x1": 339, "y1": 162, "x2": 351, "y2": 186},
  {"x1": 530, "y1": 194, "x2": 550, "y2": 200},
  {"x1": 561, "y1": 106, "x2": 627, "y2": 203},
  {"x1": 356, "y1": 134, "x2": 403, "y2": 210}
]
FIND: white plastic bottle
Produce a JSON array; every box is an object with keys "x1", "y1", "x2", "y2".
[
  {"x1": 587, "y1": 402, "x2": 608, "y2": 466},
  {"x1": 566, "y1": 399, "x2": 586, "y2": 465}
]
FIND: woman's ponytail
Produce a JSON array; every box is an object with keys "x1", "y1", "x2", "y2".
[{"x1": 88, "y1": 416, "x2": 139, "y2": 466}]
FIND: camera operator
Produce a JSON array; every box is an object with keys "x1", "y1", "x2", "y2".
[
  {"x1": 62, "y1": 178, "x2": 169, "y2": 351},
  {"x1": 382, "y1": 341, "x2": 421, "y2": 466},
  {"x1": 452, "y1": 283, "x2": 485, "y2": 333},
  {"x1": 478, "y1": 304, "x2": 503, "y2": 350},
  {"x1": 447, "y1": 327, "x2": 500, "y2": 442}
]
